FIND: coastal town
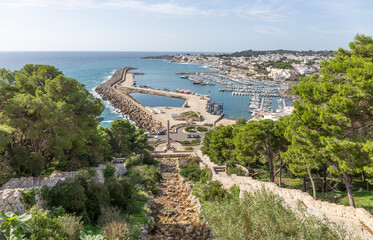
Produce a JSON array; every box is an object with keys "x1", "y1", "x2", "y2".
[
  {"x1": 140, "y1": 50, "x2": 334, "y2": 121},
  {"x1": 145, "y1": 50, "x2": 333, "y2": 82}
]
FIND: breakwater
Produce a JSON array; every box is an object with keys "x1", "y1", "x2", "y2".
[{"x1": 95, "y1": 67, "x2": 164, "y2": 133}]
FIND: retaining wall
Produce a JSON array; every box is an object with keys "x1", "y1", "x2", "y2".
[
  {"x1": 0, "y1": 163, "x2": 127, "y2": 214},
  {"x1": 195, "y1": 150, "x2": 373, "y2": 240}
]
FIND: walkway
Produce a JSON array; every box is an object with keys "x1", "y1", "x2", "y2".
[{"x1": 146, "y1": 157, "x2": 213, "y2": 240}]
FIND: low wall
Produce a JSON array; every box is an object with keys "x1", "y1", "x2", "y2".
[
  {"x1": 0, "y1": 163, "x2": 127, "y2": 214},
  {"x1": 195, "y1": 150, "x2": 373, "y2": 240}
]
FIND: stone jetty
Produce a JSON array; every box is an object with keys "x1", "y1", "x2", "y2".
[{"x1": 95, "y1": 67, "x2": 164, "y2": 133}]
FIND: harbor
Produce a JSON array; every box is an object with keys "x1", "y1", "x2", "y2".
[{"x1": 95, "y1": 67, "x2": 232, "y2": 133}]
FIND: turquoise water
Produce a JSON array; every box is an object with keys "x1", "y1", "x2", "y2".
[
  {"x1": 130, "y1": 93, "x2": 185, "y2": 107},
  {"x1": 0, "y1": 52, "x2": 283, "y2": 126}
]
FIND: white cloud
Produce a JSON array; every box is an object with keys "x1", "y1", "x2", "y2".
[
  {"x1": 253, "y1": 25, "x2": 284, "y2": 35},
  {"x1": 0, "y1": 0, "x2": 225, "y2": 17},
  {"x1": 235, "y1": 0, "x2": 295, "y2": 22}
]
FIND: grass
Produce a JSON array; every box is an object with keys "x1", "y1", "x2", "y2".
[{"x1": 202, "y1": 190, "x2": 348, "y2": 240}]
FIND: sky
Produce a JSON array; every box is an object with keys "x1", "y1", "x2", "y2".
[{"x1": 0, "y1": 0, "x2": 372, "y2": 52}]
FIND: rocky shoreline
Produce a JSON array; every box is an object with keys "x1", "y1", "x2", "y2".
[{"x1": 95, "y1": 67, "x2": 164, "y2": 133}]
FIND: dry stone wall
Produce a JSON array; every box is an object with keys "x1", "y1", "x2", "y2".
[
  {"x1": 0, "y1": 163, "x2": 126, "y2": 214},
  {"x1": 195, "y1": 150, "x2": 373, "y2": 240}
]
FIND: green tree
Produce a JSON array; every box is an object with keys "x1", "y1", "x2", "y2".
[
  {"x1": 0, "y1": 65, "x2": 105, "y2": 174},
  {"x1": 233, "y1": 119, "x2": 285, "y2": 182},
  {"x1": 202, "y1": 125, "x2": 234, "y2": 165},
  {"x1": 108, "y1": 119, "x2": 151, "y2": 156},
  {"x1": 285, "y1": 34, "x2": 373, "y2": 207}
]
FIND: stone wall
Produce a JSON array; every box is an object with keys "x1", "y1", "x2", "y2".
[
  {"x1": 0, "y1": 163, "x2": 127, "y2": 214},
  {"x1": 195, "y1": 150, "x2": 373, "y2": 240},
  {"x1": 95, "y1": 67, "x2": 164, "y2": 133}
]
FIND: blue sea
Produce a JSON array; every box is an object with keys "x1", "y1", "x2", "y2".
[{"x1": 0, "y1": 51, "x2": 281, "y2": 126}]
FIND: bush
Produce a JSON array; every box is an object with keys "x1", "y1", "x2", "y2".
[
  {"x1": 103, "y1": 221, "x2": 133, "y2": 240},
  {"x1": 202, "y1": 190, "x2": 345, "y2": 240},
  {"x1": 180, "y1": 167, "x2": 203, "y2": 182},
  {"x1": 227, "y1": 167, "x2": 246, "y2": 176},
  {"x1": 98, "y1": 206, "x2": 122, "y2": 226},
  {"x1": 59, "y1": 214, "x2": 83, "y2": 240},
  {"x1": 229, "y1": 185, "x2": 240, "y2": 199},
  {"x1": 125, "y1": 158, "x2": 132, "y2": 169},
  {"x1": 57, "y1": 182, "x2": 87, "y2": 213},
  {"x1": 191, "y1": 139, "x2": 201, "y2": 144},
  {"x1": 20, "y1": 188, "x2": 37, "y2": 210},
  {"x1": 103, "y1": 164, "x2": 116, "y2": 181},
  {"x1": 185, "y1": 147, "x2": 193, "y2": 151},
  {"x1": 106, "y1": 179, "x2": 132, "y2": 210},
  {"x1": 142, "y1": 151, "x2": 154, "y2": 165},
  {"x1": 27, "y1": 206, "x2": 81, "y2": 240},
  {"x1": 185, "y1": 127, "x2": 196, "y2": 133},
  {"x1": 195, "y1": 181, "x2": 228, "y2": 202},
  {"x1": 197, "y1": 127, "x2": 208, "y2": 132}
]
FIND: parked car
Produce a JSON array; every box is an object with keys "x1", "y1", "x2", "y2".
[
  {"x1": 154, "y1": 136, "x2": 159, "y2": 141},
  {"x1": 187, "y1": 134, "x2": 192, "y2": 138},
  {"x1": 157, "y1": 131, "x2": 166, "y2": 135},
  {"x1": 191, "y1": 134, "x2": 196, "y2": 138},
  {"x1": 195, "y1": 135, "x2": 201, "y2": 139},
  {"x1": 144, "y1": 132, "x2": 150, "y2": 138}
]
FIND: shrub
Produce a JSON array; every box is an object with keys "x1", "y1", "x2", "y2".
[
  {"x1": 202, "y1": 190, "x2": 345, "y2": 240},
  {"x1": 59, "y1": 214, "x2": 83, "y2": 240},
  {"x1": 142, "y1": 151, "x2": 154, "y2": 165},
  {"x1": 106, "y1": 179, "x2": 132, "y2": 210},
  {"x1": 43, "y1": 181, "x2": 87, "y2": 214},
  {"x1": 20, "y1": 188, "x2": 37, "y2": 210},
  {"x1": 185, "y1": 127, "x2": 196, "y2": 133},
  {"x1": 125, "y1": 158, "x2": 132, "y2": 169},
  {"x1": 58, "y1": 182, "x2": 87, "y2": 213},
  {"x1": 180, "y1": 167, "x2": 203, "y2": 181},
  {"x1": 27, "y1": 206, "x2": 76, "y2": 240},
  {"x1": 227, "y1": 167, "x2": 246, "y2": 176},
  {"x1": 229, "y1": 185, "x2": 240, "y2": 199},
  {"x1": 197, "y1": 127, "x2": 208, "y2": 132},
  {"x1": 50, "y1": 206, "x2": 66, "y2": 217},
  {"x1": 103, "y1": 164, "x2": 116, "y2": 181},
  {"x1": 199, "y1": 167, "x2": 212, "y2": 183},
  {"x1": 103, "y1": 221, "x2": 133, "y2": 240},
  {"x1": 195, "y1": 181, "x2": 227, "y2": 202},
  {"x1": 98, "y1": 206, "x2": 122, "y2": 226},
  {"x1": 185, "y1": 147, "x2": 193, "y2": 151},
  {"x1": 191, "y1": 139, "x2": 201, "y2": 144}
]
